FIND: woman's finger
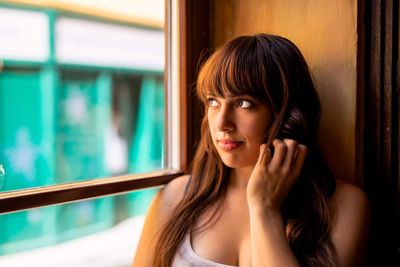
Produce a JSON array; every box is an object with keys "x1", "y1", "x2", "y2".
[
  {"x1": 282, "y1": 139, "x2": 298, "y2": 170},
  {"x1": 257, "y1": 143, "x2": 271, "y2": 167},
  {"x1": 291, "y1": 144, "x2": 308, "y2": 178},
  {"x1": 269, "y1": 139, "x2": 287, "y2": 169}
]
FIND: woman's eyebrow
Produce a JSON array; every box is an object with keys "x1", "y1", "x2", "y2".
[
  {"x1": 230, "y1": 95, "x2": 258, "y2": 101},
  {"x1": 205, "y1": 94, "x2": 259, "y2": 103}
]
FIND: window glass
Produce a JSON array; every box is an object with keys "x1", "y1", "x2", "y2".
[
  {"x1": 0, "y1": 1, "x2": 165, "y2": 192},
  {"x1": 0, "y1": 188, "x2": 157, "y2": 262}
]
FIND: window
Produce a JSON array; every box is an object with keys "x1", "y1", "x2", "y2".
[
  {"x1": 0, "y1": 4, "x2": 166, "y2": 191},
  {"x1": 0, "y1": 0, "x2": 185, "y2": 264}
]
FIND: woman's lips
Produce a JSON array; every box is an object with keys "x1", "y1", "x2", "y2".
[{"x1": 218, "y1": 140, "x2": 243, "y2": 151}]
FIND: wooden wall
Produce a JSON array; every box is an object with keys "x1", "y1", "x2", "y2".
[{"x1": 212, "y1": 0, "x2": 359, "y2": 184}]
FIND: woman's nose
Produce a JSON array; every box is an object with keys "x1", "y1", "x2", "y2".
[{"x1": 216, "y1": 106, "x2": 235, "y2": 132}]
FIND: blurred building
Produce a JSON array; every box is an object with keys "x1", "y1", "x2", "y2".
[{"x1": 0, "y1": 0, "x2": 165, "y2": 256}]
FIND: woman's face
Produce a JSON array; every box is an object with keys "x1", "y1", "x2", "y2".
[{"x1": 207, "y1": 94, "x2": 273, "y2": 169}]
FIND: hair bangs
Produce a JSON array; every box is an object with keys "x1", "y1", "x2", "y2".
[{"x1": 197, "y1": 37, "x2": 271, "y2": 105}]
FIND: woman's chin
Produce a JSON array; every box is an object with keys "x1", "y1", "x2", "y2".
[{"x1": 220, "y1": 157, "x2": 256, "y2": 169}]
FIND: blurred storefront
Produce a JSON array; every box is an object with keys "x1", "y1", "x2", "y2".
[{"x1": 0, "y1": 2, "x2": 164, "y2": 255}]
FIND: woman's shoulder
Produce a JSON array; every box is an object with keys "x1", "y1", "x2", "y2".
[
  {"x1": 328, "y1": 181, "x2": 370, "y2": 266},
  {"x1": 329, "y1": 179, "x2": 370, "y2": 219},
  {"x1": 132, "y1": 175, "x2": 191, "y2": 266},
  {"x1": 329, "y1": 179, "x2": 370, "y2": 235},
  {"x1": 157, "y1": 174, "x2": 191, "y2": 214},
  {"x1": 330, "y1": 180, "x2": 369, "y2": 209}
]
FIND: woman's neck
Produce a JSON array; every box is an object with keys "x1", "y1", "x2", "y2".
[{"x1": 230, "y1": 166, "x2": 254, "y2": 190}]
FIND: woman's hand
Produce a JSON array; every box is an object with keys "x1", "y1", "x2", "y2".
[{"x1": 246, "y1": 139, "x2": 308, "y2": 211}]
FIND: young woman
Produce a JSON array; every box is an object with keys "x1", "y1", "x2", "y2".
[{"x1": 132, "y1": 33, "x2": 369, "y2": 267}]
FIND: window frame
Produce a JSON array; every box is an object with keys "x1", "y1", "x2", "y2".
[
  {"x1": 0, "y1": 0, "x2": 212, "y2": 214},
  {"x1": 0, "y1": 171, "x2": 182, "y2": 214}
]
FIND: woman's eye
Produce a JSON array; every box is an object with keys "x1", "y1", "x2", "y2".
[
  {"x1": 237, "y1": 99, "x2": 253, "y2": 108},
  {"x1": 207, "y1": 98, "x2": 219, "y2": 107}
]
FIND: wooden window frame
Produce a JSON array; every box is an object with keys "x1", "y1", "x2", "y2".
[
  {"x1": 0, "y1": 0, "x2": 213, "y2": 215},
  {"x1": 0, "y1": 0, "x2": 212, "y2": 215},
  {"x1": 0, "y1": 171, "x2": 182, "y2": 214}
]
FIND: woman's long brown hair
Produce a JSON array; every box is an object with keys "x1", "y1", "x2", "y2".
[{"x1": 154, "y1": 34, "x2": 337, "y2": 266}]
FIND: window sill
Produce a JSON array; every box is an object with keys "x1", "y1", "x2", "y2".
[{"x1": 0, "y1": 169, "x2": 183, "y2": 214}]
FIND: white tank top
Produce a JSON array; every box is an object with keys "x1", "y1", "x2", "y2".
[{"x1": 172, "y1": 234, "x2": 238, "y2": 267}]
